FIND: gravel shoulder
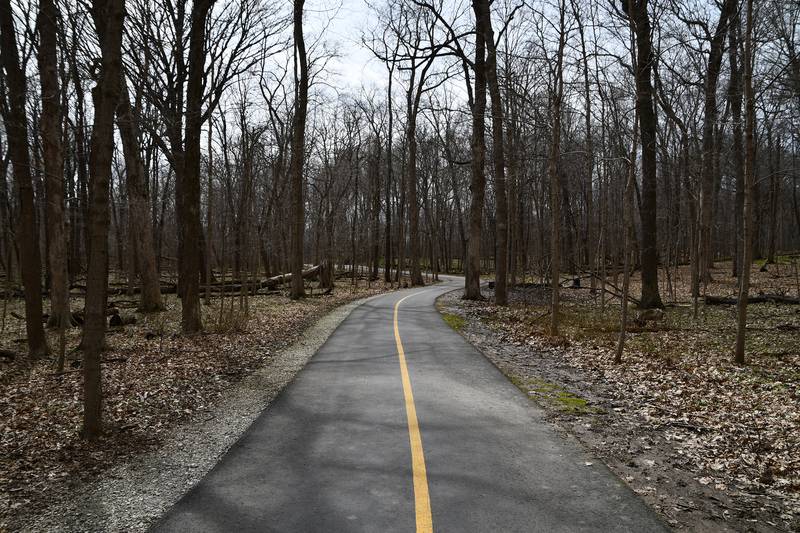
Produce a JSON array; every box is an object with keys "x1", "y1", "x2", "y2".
[{"x1": 13, "y1": 295, "x2": 377, "y2": 533}]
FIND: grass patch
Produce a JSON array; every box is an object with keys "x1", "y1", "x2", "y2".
[
  {"x1": 441, "y1": 312, "x2": 466, "y2": 331},
  {"x1": 756, "y1": 254, "x2": 798, "y2": 267},
  {"x1": 510, "y1": 375, "x2": 602, "y2": 415}
]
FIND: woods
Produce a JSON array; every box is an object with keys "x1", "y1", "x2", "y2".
[{"x1": 0, "y1": 0, "x2": 798, "y2": 459}]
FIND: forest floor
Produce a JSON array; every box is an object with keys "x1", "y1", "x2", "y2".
[
  {"x1": 0, "y1": 276, "x2": 395, "y2": 531},
  {"x1": 438, "y1": 258, "x2": 800, "y2": 532}
]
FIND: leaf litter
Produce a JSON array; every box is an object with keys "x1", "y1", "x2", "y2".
[
  {"x1": 439, "y1": 261, "x2": 800, "y2": 532},
  {"x1": 0, "y1": 281, "x2": 392, "y2": 530}
]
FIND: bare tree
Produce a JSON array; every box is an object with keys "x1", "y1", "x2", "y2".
[
  {"x1": 289, "y1": 0, "x2": 309, "y2": 299},
  {"x1": 627, "y1": 0, "x2": 663, "y2": 309},
  {"x1": 735, "y1": 0, "x2": 755, "y2": 365},
  {"x1": 548, "y1": 0, "x2": 568, "y2": 334},
  {"x1": 475, "y1": 0, "x2": 512, "y2": 305},
  {"x1": 83, "y1": 0, "x2": 127, "y2": 439},
  {"x1": 38, "y1": 0, "x2": 72, "y2": 329},
  {"x1": 116, "y1": 81, "x2": 163, "y2": 312},
  {"x1": 464, "y1": 1, "x2": 488, "y2": 300},
  {"x1": 0, "y1": 0, "x2": 49, "y2": 357},
  {"x1": 176, "y1": 0, "x2": 215, "y2": 330},
  {"x1": 691, "y1": 0, "x2": 737, "y2": 288}
]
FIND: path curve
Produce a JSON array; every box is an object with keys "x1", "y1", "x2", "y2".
[{"x1": 153, "y1": 277, "x2": 668, "y2": 532}]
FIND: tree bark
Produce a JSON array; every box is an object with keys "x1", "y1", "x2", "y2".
[
  {"x1": 464, "y1": 5, "x2": 487, "y2": 300},
  {"x1": 289, "y1": 0, "x2": 308, "y2": 300},
  {"x1": 117, "y1": 81, "x2": 163, "y2": 312},
  {"x1": 631, "y1": 0, "x2": 663, "y2": 309},
  {"x1": 370, "y1": 137, "x2": 381, "y2": 280},
  {"x1": 476, "y1": 0, "x2": 508, "y2": 305},
  {"x1": 766, "y1": 133, "x2": 778, "y2": 264},
  {"x1": 384, "y1": 71, "x2": 394, "y2": 284},
  {"x1": 735, "y1": 0, "x2": 755, "y2": 365},
  {"x1": 574, "y1": 0, "x2": 595, "y2": 293},
  {"x1": 38, "y1": 0, "x2": 72, "y2": 329},
  {"x1": 0, "y1": 0, "x2": 50, "y2": 357},
  {"x1": 407, "y1": 112, "x2": 424, "y2": 286},
  {"x1": 699, "y1": 0, "x2": 735, "y2": 284},
  {"x1": 549, "y1": 0, "x2": 567, "y2": 334},
  {"x1": 83, "y1": 0, "x2": 126, "y2": 439},
  {"x1": 615, "y1": 112, "x2": 638, "y2": 364},
  {"x1": 178, "y1": 0, "x2": 213, "y2": 330},
  {"x1": 729, "y1": 8, "x2": 744, "y2": 278}
]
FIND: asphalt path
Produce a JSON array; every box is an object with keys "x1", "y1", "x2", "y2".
[{"x1": 152, "y1": 277, "x2": 669, "y2": 532}]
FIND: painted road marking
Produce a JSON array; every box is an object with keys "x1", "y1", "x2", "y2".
[{"x1": 393, "y1": 291, "x2": 433, "y2": 533}]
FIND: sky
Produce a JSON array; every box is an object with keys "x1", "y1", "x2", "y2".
[{"x1": 306, "y1": 0, "x2": 389, "y2": 92}]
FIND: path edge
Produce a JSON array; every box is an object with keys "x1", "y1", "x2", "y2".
[{"x1": 17, "y1": 292, "x2": 388, "y2": 533}]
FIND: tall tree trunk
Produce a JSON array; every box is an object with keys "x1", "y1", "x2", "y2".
[
  {"x1": 83, "y1": 0, "x2": 126, "y2": 439},
  {"x1": 117, "y1": 81, "x2": 163, "y2": 311},
  {"x1": 735, "y1": 0, "x2": 755, "y2": 365},
  {"x1": 206, "y1": 117, "x2": 213, "y2": 302},
  {"x1": 464, "y1": 9, "x2": 487, "y2": 300},
  {"x1": 384, "y1": 75, "x2": 394, "y2": 284},
  {"x1": 549, "y1": 0, "x2": 567, "y2": 335},
  {"x1": 397, "y1": 146, "x2": 406, "y2": 283},
  {"x1": 574, "y1": 0, "x2": 595, "y2": 292},
  {"x1": 178, "y1": 0, "x2": 213, "y2": 330},
  {"x1": 766, "y1": 133, "x2": 778, "y2": 263},
  {"x1": 729, "y1": 8, "x2": 744, "y2": 278},
  {"x1": 476, "y1": 0, "x2": 508, "y2": 305},
  {"x1": 69, "y1": 31, "x2": 90, "y2": 277},
  {"x1": 370, "y1": 137, "x2": 381, "y2": 280},
  {"x1": 631, "y1": 0, "x2": 663, "y2": 309},
  {"x1": 38, "y1": 0, "x2": 71, "y2": 329},
  {"x1": 699, "y1": 0, "x2": 734, "y2": 285},
  {"x1": 407, "y1": 114, "x2": 424, "y2": 286},
  {"x1": 0, "y1": 0, "x2": 49, "y2": 357},
  {"x1": 289, "y1": 0, "x2": 308, "y2": 299},
  {"x1": 615, "y1": 109, "x2": 639, "y2": 364}
]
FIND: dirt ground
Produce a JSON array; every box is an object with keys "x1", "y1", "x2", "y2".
[{"x1": 437, "y1": 259, "x2": 800, "y2": 532}]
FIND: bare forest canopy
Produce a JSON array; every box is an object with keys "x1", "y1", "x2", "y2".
[{"x1": 0, "y1": 0, "x2": 798, "y2": 438}]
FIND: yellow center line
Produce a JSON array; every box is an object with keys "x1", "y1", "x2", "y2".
[{"x1": 393, "y1": 291, "x2": 433, "y2": 533}]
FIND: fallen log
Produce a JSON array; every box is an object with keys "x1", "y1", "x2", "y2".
[
  {"x1": 69, "y1": 283, "x2": 179, "y2": 296},
  {"x1": 262, "y1": 265, "x2": 321, "y2": 289},
  {"x1": 704, "y1": 294, "x2": 800, "y2": 305},
  {"x1": 3, "y1": 266, "x2": 323, "y2": 302},
  {"x1": 206, "y1": 265, "x2": 322, "y2": 294},
  {"x1": 109, "y1": 314, "x2": 137, "y2": 327}
]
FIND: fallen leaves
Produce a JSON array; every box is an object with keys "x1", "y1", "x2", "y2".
[
  {"x1": 445, "y1": 261, "x2": 800, "y2": 530},
  {"x1": 0, "y1": 280, "x2": 391, "y2": 528}
]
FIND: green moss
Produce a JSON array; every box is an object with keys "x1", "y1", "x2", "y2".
[
  {"x1": 441, "y1": 312, "x2": 466, "y2": 331},
  {"x1": 508, "y1": 375, "x2": 526, "y2": 390},
  {"x1": 555, "y1": 392, "x2": 593, "y2": 413},
  {"x1": 756, "y1": 254, "x2": 798, "y2": 267},
  {"x1": 509, "y1": 375, "x2": 602, "y2": 415}
]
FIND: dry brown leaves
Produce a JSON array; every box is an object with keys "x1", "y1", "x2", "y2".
[
  {"x1": 0, "y1": 280, "x2": 390, "y2": 527},
  {"x1": 465, "y1": 260, "x2": 800, "y2": 525}
]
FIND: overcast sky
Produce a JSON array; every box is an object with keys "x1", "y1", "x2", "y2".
[{"x1": 307, "y1": 0, "x2": 388, "y2": 92}]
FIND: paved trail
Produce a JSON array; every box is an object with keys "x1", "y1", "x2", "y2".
[{"x1": 153, "y1": 278, "x2": 668, "y2": 532}]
